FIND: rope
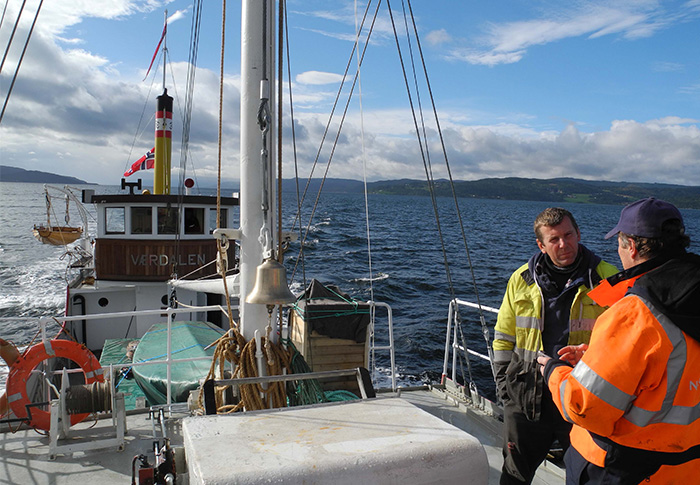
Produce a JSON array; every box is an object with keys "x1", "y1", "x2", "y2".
[{"x1": 197, "y1": 325, "x2": 294, "y2": 414}]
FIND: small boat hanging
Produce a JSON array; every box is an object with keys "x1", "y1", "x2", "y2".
[
  {"x1": 32, "y1": 224, "x2": 83, "y2": 245},
  {"x1": 32, "y1": 185, "x2": 87, "y2": 245}
]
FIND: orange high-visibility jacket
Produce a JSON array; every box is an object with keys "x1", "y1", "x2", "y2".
[{"x1": 545, "y1": 253, "x2": 700, "y2": 482}]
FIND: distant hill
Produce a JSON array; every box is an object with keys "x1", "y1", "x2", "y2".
[
  {"x1": 283, "y1": 177, "x2": 700, "y2": 209},
  {"x1": 2, "y1": 167, "x2": 697, "y2": 209},
  {"x1": 0, "y1": 165, "x2": 89, "y2": 185}
]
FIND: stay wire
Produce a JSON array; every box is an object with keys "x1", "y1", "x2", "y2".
[
  {"x1": 179, "y1": 0, "x2": 204, "y2": 193},
  {"x1": 283, "y1": 0, "x2": 308, "y2": 296},
  {"x1": 405, "y1": 0, "x2": 496, "y2": 377},
  {"x1": 289, "y1": 0, "x2": 381, "y2": 283},
  {"x1": 353, "y1": 0, "x2": 377, "y2": 379},
  {"x1": 0, "y1": 0, "x2": 43, "y2": 125},
  {"x1": 387, "y1": 0, "x2": 476, "y2": 387},
  {"x1": 277, "y1": 0, "x2": 284, "y2": 262},
  {"x1": 286, "y1": 0, "x2": 376, "y2": 240},
  {"x1": 0, "y1": 0, "x2": 26, "y2": 74},
  {"x1": 0, "y1": 0, "x2": 8, "y2": 31}
]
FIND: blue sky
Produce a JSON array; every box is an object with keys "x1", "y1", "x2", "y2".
[{"x1": 1, "y1": 0, "x2": 700, "y2": 187}]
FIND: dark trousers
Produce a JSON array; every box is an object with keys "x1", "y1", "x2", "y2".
[{"x1": 500, "y1": 396, "x2": 571, "y2": 485}]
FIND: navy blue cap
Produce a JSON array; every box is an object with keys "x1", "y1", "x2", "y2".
[{"x1": 605, "y1": 197, "x2": 684, "y2": 239}]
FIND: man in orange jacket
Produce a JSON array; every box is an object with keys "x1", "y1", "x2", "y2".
[{"x1": 538, "y1": 197, "x2": 700, "y2": 484}]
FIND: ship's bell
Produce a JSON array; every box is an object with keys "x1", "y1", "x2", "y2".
[{"x1": 246, "y1": 258, "x2": 296, "y2": 306}]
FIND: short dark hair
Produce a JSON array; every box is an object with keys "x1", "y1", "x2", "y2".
[
  {"x1": 534, "y1": 208, "x2": 579, "y2": 242},
  {"x1": 618, "y1": 218, "x2": 690, "y2": 258}
]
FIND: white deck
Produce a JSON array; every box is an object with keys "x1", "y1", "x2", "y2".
[{"x1": 0, "y1": 388, "x2": 565, "y2": 485}]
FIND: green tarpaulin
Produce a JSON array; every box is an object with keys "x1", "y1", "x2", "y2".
[
  {"x1": 99, "y1": 338, "x2": 149, "y2": 410},
  {"x1": 131, "y1": 321, "x2": 225, "y2": 405}
]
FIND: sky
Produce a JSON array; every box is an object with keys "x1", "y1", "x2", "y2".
[{"x1": 1, "y1": 0, "x2": 700, "y2": 188}]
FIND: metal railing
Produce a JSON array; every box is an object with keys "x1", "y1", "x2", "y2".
[
  {"x1": 366, "y1": 301, "x2": 397, "y2": 392},
  {"x1": 38, "y1": 305, "x2": 231, "y2": 405},
  {"x1": 24, "y1": 300, "x2": 396, "y2": 407},
  {"x1": 442, "y1": 298, "x2": 499, "y2": 385}
]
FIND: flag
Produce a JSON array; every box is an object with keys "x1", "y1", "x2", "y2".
[
  {"x1": 124, "y1": 147, "x2": 155, "y2": 177},
  {"x1": 143, "y1": 23, "x2": 167, "y2": 81}
]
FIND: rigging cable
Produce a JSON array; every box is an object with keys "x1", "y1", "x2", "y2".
[
  {"x1": 288, "y1": 0, "x2": 381, "y2": 284},
  {"x1": 283, "y1": 0, "x2": 308, "y2": 296},
  {"x1": 405, "y1": 0, "x2": 494, "y2": 376},
  {"x1": 171, "y1": 1, "x2": 203, "y2": 284},
  {"x1": 387, "y1": 0, "x2": 492, "y2": 393},
  {"x1": 215, "y1": 0, "x2": 237, "y2": 331},
  {"x1": 0, "y1": 0, "x2": 8, "y2": 31},
  {"x1": 277, "y1": 0, "x2": 284, "y2": 263},
  {"x1": 387, "y1": 0, "x2": 475, "y2": 386},
  {"x1": 353, "y1": 0, "x2": 378, "y2": 384},
  {"x1": 179, "y1": 0, "x2": 204, "y2": 194},
  {"x1": 407, "y1": 0, "x2": 494, "y2": 387},
  {"x1": 0, "y1": 0, "x2": 26, "y2": 74},
  {"x1": 0, "y1": 0, "x2": 43, "y2": 125}
]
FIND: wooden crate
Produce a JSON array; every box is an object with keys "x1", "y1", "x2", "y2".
[{"x1": 289, "y1": 310, "x2": 368, "y2": 395}]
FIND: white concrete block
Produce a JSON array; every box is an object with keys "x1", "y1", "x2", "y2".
[{"x1": 183, "y1": 397, "x2": 488, "y2": 484}]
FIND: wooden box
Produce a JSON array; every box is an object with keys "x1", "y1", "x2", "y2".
[{"x1": 289, "y1": 309, "x2": 369, "y2": 395}]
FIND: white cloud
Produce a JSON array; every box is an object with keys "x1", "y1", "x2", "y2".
[
  {"x1": 2, "y1": 1, "x2": 700, "y2": 190},
  {"x1": 277, "y1": 110, "x2": 700, "y2": 186},
  {"x1": 450, "y1": 2, "x2": 693, "y2": 66},
  {"x1": 296, "y1": 71, "x2": 345, "y2": 85},
  {"x1": 425, "y1": 29, "x2": 451, "y2": 46},
  {"x1": 652, "y1": 61, "x2": 685, "y2": 72}
]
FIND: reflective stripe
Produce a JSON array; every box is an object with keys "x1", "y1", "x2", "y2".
[
  {"x1": 515, "y1": 315, "x2": 539, "y2": 330},
  {"x1": 623, "y1": 296, "x2": 693, "y2": 428},
  {"x1": 569, "y1": 295, "x2": 699, "y2": 429},
  {"x1": 558, "y1": 381, "x2": 573, "y2": 423},
  {"x1": 493, "y1": 349, "x2": 512, "y2": 362},
  {"x1": 626, "y1": 402, "x2": 700, "y2": 427},
  {"x1": 8, "y1": 393, "x2": 22, "y2": 403},
  {"x1": 520, "y1": 348, "x2": 538, "y2": 361},
  {"x1": 494, "y1": 331, "x2": 515, "y2": 343},
  {"x1": 571, "y1": 361, "x2": 635, "y2": 412},
  {"x1": 43, "y1": 339, "x2": 55, "y2": 357}
]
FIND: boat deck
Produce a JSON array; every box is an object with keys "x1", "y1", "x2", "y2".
[
  {"x1": 0, "y1": 387, "x2": 565, "y2": 484},
  {"x1": 400, "y1": 387, "x2": 565, "y2": 485}
]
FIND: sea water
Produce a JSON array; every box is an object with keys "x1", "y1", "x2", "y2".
[{"x1": 2, "y1": 181, "x2": 699, "y2": 398}]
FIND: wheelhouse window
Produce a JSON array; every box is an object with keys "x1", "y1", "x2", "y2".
[
  {"x1": 184, "y1": 207, "x2": 204, "y2": 234},
  {"x1": 131, "y1": 207, "x2": 152, "y2": 234},
  {"x1": 105, "y1": 207, "x2": 125, "y2": 234},
  {"x1": 209, "y1": 208, "x2": 227, "y2": 234},
  {"x1": 157, "y1": 207, "x2": 179, "y2": 234}
]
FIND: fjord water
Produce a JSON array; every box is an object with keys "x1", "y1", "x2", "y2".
[{"x1": 2, "y1": 182, "x2": 699, "y2": 397}]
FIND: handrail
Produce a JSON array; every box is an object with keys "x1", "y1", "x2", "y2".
[
  {"x1": 28, "y1": 301, "x2": 394, "y2": 408},
  {"x1": 366, "y1": 301, "x2": 397, "y2": 392},
  {"x1": 36, "y1": 305, "x2": 234, "y2": 405},
  {"x1": 442, "y1": 298, "x2": 499, "y2": 385}
]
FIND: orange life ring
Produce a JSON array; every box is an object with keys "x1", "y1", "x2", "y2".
[{"x1": 5, "y1": 339, "x2": 104, "y2": 431}]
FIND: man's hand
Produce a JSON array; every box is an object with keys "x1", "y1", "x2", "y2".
[
  {"x1": 557, "y1": 343, "x2": 588, "y2": 366},
  {"x1": 537, "y1": 352, "x2": 551, "y2": 376}
]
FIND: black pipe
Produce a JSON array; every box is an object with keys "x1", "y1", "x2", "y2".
[{"x1": 71, "y1": 294, "x2": 87, "y2": 345}]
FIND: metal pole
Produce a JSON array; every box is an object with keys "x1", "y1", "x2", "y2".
[{"x1": 239, "y1": 0, "x2": 276, "y2": 340}]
